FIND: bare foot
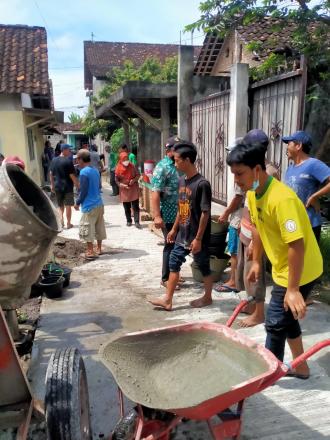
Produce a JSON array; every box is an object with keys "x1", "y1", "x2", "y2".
[
  {"x1": 190, "y1": 296, "x2": 212, "y2": 308},
  {"x1": 240, "y1": 302, "x2": 255, "y2": 315},
  {"x1": 95, "y1": 248, "x2": 102, "y2": 255},
  {"x1": 239, "y1": 313, "x2": 265, "y2": 328},
  {"x1": 147, "y1": 295, "x2": 172, "y2": 311}
]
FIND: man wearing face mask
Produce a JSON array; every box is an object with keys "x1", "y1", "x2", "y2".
[
  {"x1": 227, "y1": 143, "x2": 322, "y2": 379},
  {"x1": 115, "y1": 152, "x2": 141, "y2": 228},
  {"x1": 151, "y1": 136, "x2": 180, "y2": 288}
]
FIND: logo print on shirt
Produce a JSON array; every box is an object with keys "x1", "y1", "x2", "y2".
[
  {"x1": 285, "y1": 219, "x2": 297, "y2": 233},
  {"x1": 178, "y1": 186, "x2": 191, "y2": 225}
]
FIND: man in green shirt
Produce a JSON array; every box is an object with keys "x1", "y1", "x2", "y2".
[{"x1": 108, "y1": 147, "x2": 119, "y2": 196}]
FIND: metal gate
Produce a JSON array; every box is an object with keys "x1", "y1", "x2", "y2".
[
  {"x1": 249, "y1": 69, "x2": 305, "y2": 178},
  {"x1": 191, "y1": 91, "x2": 230, "y2": 205}
]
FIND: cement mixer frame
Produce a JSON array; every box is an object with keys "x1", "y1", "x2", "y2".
[{"x1": 0, "y1": 306, "x2": 92, "y2": 440}]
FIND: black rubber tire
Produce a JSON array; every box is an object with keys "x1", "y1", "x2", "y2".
[
  {"x1": 45, "y1": 347, "x2": 92, "y2": 440},
  {"x1": 112, "y1": 409, "x2": 138, "y2": 440}
]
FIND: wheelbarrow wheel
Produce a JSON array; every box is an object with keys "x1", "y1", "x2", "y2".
[
  {"x1": 112, "y1": 409, "x2": 137, "y2": 440},
  {"x1": 45, "y1": 347, "x2": 92, "y2": 440}
]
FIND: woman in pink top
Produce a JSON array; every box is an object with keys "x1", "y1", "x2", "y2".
[{"x1": 115, "y1": 152, "x2": 141, "y2": 228}]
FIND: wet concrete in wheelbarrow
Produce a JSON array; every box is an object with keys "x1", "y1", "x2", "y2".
[
  {"x1": 101, "y1": 328, "x2": 268, "y2": 410},
  {"x1": 29, "y1": 185, "x2": 330, "y2": 439}
]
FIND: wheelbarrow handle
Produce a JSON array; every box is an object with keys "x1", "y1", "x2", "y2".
[
  {"x1": 289, "y1": 339, "x2": 330, "y2": 370},
  {"x1": 226, "y1": 297, "x2": 255, "y2": 328}
]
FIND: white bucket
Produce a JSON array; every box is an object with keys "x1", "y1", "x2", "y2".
[{"x1": 144, "y1": 160, "x2": 155, "y2": 180}]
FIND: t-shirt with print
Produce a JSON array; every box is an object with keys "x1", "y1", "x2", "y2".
[
  {"x1": 285, "y1": 158, "x2": 330, "y2": 227},
  {"x1": 151, "y1": 156, "x2": 179, "y2": 223},
  {"x1": 175, "y1": 173, "x2": 212, "y2": 248},
  {"x1": 247, "y1": 176, "x2": 323, "y2": 288},
  {"x1": 50, "y1": 156, "x2": 75, "y2": 193}
]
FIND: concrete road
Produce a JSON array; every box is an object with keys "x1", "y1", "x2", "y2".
[{"x1": 29, "y1": 184, "x2": 330, "y2": 439}]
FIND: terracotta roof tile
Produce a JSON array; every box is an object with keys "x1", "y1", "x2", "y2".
[
  {"x1": 0, "y1": 24, "x2": 49, "y2": 95},
  {"x1": 84, "y1": 41, "x2": 201, "y2": 89}
]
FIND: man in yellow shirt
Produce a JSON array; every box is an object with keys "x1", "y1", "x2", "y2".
[{"x1": 227, "y1": 143, "x2": 323, "y2": 379}]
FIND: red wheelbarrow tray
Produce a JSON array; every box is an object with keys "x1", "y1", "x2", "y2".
[{"x1": 100, "y1": 322, "x2": 286, "y2": 420}]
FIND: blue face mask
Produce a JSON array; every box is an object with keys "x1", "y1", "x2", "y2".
[
  {"x1": 251, "y1": 179, "x2": 259, "y2": 191},
  {"x1": 251, "y1": 169, "x2": 260, "y2": 191}
]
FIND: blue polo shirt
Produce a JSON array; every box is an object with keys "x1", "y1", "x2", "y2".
[
  {"x1": 76, "y1": 166, "x2": 103, "y2": 213},
  {"x1": 285, "y1": 158, "x2": 330, "y2": 227}
]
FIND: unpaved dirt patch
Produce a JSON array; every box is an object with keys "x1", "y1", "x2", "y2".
[{"x1": 48, "y1": 236, "x2": 86, "y2": 267}]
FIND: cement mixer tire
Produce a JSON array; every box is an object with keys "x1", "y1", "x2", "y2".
[
  {"x1": 112, "y1": 410, "x2": 138, "y2": 440},
  {"x1": 45, "y1": 347, "x2": 92, "y2": 440}
]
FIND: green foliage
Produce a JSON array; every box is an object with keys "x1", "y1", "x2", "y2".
[
  {"x1": 96, "y1": 56, "x2": 178, "y2": 105},
  {"x1": 320, "y1": 224, "x2": 330, "y2": 282},
  {"x1": 82, "y1": 106, "x2": 113, "y2": 140},
  {"x1": 249, "y1": 53, "x2": 286, "y2": 81},
  {"x1": 67, "y1": 112, "x2": 82, "y2": 123},
  {"x1": 110, "y1": 127, "x2": 138, "y2": 152}
]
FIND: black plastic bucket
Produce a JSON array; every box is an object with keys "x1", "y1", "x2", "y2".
[
  {"x1": 39, "y1": 275, "x2": 65, "y2": 299},
  {"x1": 42, "y1": 264, "x2": 72, "y2": 288}
]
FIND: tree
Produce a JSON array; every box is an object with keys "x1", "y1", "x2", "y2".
[
  {"x1": 82, "y1": 107, "x2": 119, "y2": 141},
  {"x1": 96, "y1": 56, "x2": 178, "y2": 105},
  {"x1": 67, "y1": 112, "x2": 82, "y2": 124},
  {"x1": 185, "y1": 1, "x2": 329, "y2": 71},
  {"x1": 84, "y1": 56, "x2": 178, "y2": 141}
]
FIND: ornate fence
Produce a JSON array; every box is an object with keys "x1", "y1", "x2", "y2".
[
  {"x1": 191, "y1": 90, "x2": 230, "y2": 205},
  {"x1": 249, "y1": 69, "x2": 305, "y2": 178}
]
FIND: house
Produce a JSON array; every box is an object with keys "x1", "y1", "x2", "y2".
[
  {"x1": 194, "y1": 17, "x2": 304, "y2": 76},
  {"x1": 0, "y1": 24, "x2": 63, "y2": 185},
  {"x1": 53, "y1": 122, "x2": 89, "y2": 151},
  {"x1": 84, "y1": 41, "x2": 201, "y2": 97}
]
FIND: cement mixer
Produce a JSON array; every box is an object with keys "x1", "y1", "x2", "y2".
[
  {"x1": 0, "y1": 163, "x2": 92, "y2": 439},
  {"x1": 0, "y1": 163, "x2": 60, "y2": 340}
]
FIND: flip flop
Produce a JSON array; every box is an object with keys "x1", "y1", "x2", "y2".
[
  {"x1": 286, "y1": 370, "x2": 310, "y2": 380},
  {"x1": 214, "y1": 283, "x2": 240, "y2": 293}
]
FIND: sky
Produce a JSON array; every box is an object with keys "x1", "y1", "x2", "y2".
[{"x1": 0, "y1": 0, "x2": 205, "y2": 120}]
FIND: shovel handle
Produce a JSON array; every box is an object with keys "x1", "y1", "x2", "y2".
[
  {"x1": 226, "y1": 297, "x2": 255, "y2": 327},
  {"x1": 290, "y1": 339, "x2": 330, "y2": 370}
]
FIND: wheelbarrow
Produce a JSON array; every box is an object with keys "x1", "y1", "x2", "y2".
[{"x1": 100, "y1": 300, "x2": 330, "y2": 440}]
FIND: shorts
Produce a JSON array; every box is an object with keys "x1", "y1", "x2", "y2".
[
  {"x1": 226, "y1": 225, "x2": 239, "y2": 256},
  {"x1": 79, "y1": 205, "x2": 107, "y2": 243},
  {"x1": 236, "y1": 241, "x2": 266, "y2": 303},
  {"x1": 55, "y1": 191, "x2": 74, "y2": 207},
  {"x1": 169, "y1": 243, "x2": 211, "y2": 277},
  {"x1": 265, "y1": 281, "x2": 315, "y2": 361}
]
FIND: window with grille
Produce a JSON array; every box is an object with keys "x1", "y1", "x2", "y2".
[{"x1": 27, "y1": 129, "x2": 35, "y2": 161}]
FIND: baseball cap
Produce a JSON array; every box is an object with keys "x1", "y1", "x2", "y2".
[
  {"x1": 61, "y1": 143, "x2": 71, "y2": 151},
  {"x1": 225, "y1": 137, "x2": 244, "y2": 151},
  {"x1": 243, "y1": 129, "x2": 269, "y2": 145},
  {"x1": 165, "y1": 136, "x2": 181, "y2": 150},
  {"x1": 282, "y1": 131, "x2": 312, "y2": 145}
]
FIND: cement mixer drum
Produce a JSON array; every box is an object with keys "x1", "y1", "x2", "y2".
[{"x1": 0, "y1": 164, "x2": 60, "y2": 309}]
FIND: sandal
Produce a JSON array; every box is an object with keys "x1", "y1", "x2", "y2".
[
  {"x1": 67, "y1": 223, "x2": 74, "y2": 229},
  {"x1": 84, "y1": 251, "x2": 98, "y2": 260},
  {"x1": 95, "y1": 248, "x2": 102, "y2": 256},
  {"x1": 286, "y1": 369, "x2": 310, "y2": 380},
  {"x1": 214, "y1": 283, "x2": 240, "y2": 293}
]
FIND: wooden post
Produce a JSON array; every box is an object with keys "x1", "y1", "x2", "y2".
[
  {"x1": 123, "y1": 123, "x2": 130, "y2": 145},
  {"x1": 161, "y1": 98, "x2": 170, "y2": 152}
]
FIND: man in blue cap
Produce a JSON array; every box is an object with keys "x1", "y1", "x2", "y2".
[
  {"x1": 50, "y1": 144, "x2": 79, "y2": 228},
  {"x1": 282, "y1": 130, "x2": 330, "y2": 243}
]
